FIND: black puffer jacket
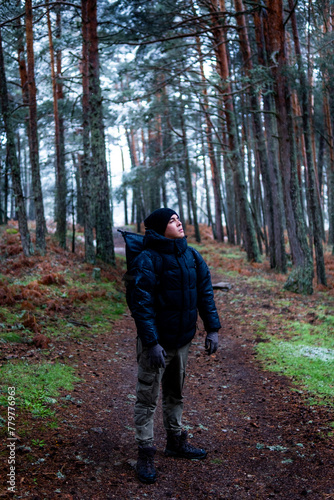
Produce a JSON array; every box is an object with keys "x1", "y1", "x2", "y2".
[{"x1": 130, "y1": 230, "x2": 221, "y2": 349}]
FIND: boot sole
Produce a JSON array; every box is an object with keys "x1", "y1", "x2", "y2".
[
  {"x1": 137, "y1": 473, "x2": 157, "y2": 484},
  {"x1": 164, "y1": 449, "x2": 207, "y2": 460}
]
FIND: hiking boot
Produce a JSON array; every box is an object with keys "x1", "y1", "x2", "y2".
[
  {"x1": 164, "y1": 430, "x2": 207, "y2": 459},
  {"x1": 136, "y1": 446, "x2": 157, "y2": 484}
]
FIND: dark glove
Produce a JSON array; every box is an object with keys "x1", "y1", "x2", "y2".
[
  {"x1": 148, "y1": 343, "x2": 167, "y2": 369},
  {"x1": 205, "y1": 332, "x2": 218, "y2": 355}
]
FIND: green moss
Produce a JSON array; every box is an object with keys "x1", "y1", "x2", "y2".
[
  {"x1": 256, "y1": 312, "x2": 334, "y2": 405},
  {"x1": 0, "y1": 362, "x2": 80, "y2": 417},
  {"x1": 0, "y1": 332, "x2": 24, "y2": 343},
  {"x1": 283, "y1": 264, "x2": 313, "y2": 295}
]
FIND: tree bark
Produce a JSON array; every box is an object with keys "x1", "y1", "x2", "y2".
[
  {"x1": 288, "y1": 0, "x2": 326, "y2": 285},
  {"x1": 209, "y1": 0, "x2": 260, "y2": 261},
  {"x1": 321, "y1": 3, "x2": 334, "y2": 249},
  {"x1": 47, "y1": 1, "x2": 67, "y2": 249},
  {"x1": 180, "y1": 107, "x2": 201, "y2": 243},
  {"x1": 81, "y1": 0, "x2": 95, "y2": 263},
  {"x1": 126, "y1": 127, "x2": 143, "y2": 232},
  {"x1": 25, "y1": 0, "x2": 46, "y2": 253},
  {"x1": 72, "y1": 153, "x2": 84, "y2": 226},
  {"x1": 235, "y1": 0, "x2": 286, "y2": 271},
  {"x1": 200, "y1": 127, "x2": 215, "y2": 236},
  {"x1": 16, "y1": 11, "x2": 34, "y2": 221},
  {"x1": 265, "y1": 0, "x2": 313, "y2": 294},
  {"x1": 253, "y1": 4, "x2": 287, "y2": 272},
  {"x1": 196, "y1": 35, "x2": 223, "y2": 242},
  {"x1": 87, "y1": 0, "x2": 115, "y2": 264},
  {"x1": 323, "y1": 89, "x2": 334, "y2": 247},
  {"x1": 0, "y1": 28, "x2": 32, "y2": 256},
  {"x1": 120, "y1": 146, "x2": 128, "y2": 226}
]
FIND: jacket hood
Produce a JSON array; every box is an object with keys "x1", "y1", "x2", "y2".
[{"x1": 143, "y1": 229, "x2": 188, "y2": 255}]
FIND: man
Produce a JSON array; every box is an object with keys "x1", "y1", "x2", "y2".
[{"x1": 129, "y1": 208, "x2": 221, "y2": 484}]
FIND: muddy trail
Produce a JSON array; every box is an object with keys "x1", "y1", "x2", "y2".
[{"x1": 1, "y1": 269, "x2": 333, "y2": 500}]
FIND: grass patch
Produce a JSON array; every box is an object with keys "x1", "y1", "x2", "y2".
[
  {"x1": 247, "y1": 275, "x2": 277, "y2": 288},
  {"x1": 253, "y1": 320, "x2": 268, "y2": 336},
  {"x1": 0, "y1": 332, "x2": 24, "y2": 343},
  {"x1": 81, "y1": 299, "x2": 126, "y2": 332},
  {"x1": 256, "y1": 313, "x2": 334, "y2": 405},
  {"x1": 0, "y1": 362, "x2": 80, "y2": 417},
  {"x1": 0, "y1": 308, "x2": 31, "y2": 343}
]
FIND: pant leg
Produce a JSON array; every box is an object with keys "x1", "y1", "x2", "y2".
[
  {"x1": 134, "y1": 338, "x2": 164, "y2": 447},
  {"x1": 161, "y1": 342, "x2": 191, "y2": 434}
]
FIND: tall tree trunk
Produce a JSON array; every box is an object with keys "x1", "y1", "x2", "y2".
[
  {"x1": 47, "y1": 1, "x2": 67, "y2": 249},
  {"x1": 126, "y1": 127, "x2": 142, "y2": 232},
  {"x1": 0, "y1": 28, "x2": 32, "y2": 256},
  {"x1": 72, "y1": 153, "x2": 84, "y2": 226},
  {"x1": 25, "y1": 0, "x2": 46, "y2": 253},
  {"x1": 120, "y1": 145, "x2": 128, "y2": 225},
  {"x1": 321, "y1": 3, "x2": 334, "y2": 249},
  {"x1": 180, "y1": 108, "x2": 201, "y2": 242},
  {"x1": 243, "y1": 108, "x2": 264, "y2": 255},
  {"x1": 317, "y1": 132, "x2": 324, "y2": 200},
  {"x1": 253, "y1": 4, "x2": 286, "y2": 272},
  {"x1": 288, "y1": 0, "x2": 327, "y2": 285},
  {"x1": 196, "y1": 35, "x2": 223, "y2": 241},
  {"x1": 87, "y1": 0, "x2": 115, "y2": 264},
  {"x1": 323, "y1": 89, "x2": 334, "y2": 247},
  {"x1": 56, "y1": 6, "x2": 67, "y2": 247},
  {"x1": 161, "y1": 85, "x2": 185, "y2": 225},
  {"x1": 209, "y1": 0, "x2": 260, "y2": 261},
  {"x1": 235, "y1": 0, "x2": 286, "y2": 271},
  {"x1": 16, "y1": 9, "x2": 34, "y2": 221},
  {"x1": 147, "y1": 124, "x2": 161, "y2": 212},
  {"x1": 0, "y1": 142, "x2": 3, "y2": 224},
  {"x1": 81, "y1": 0, "x2": 95, "y2": 263},
  {"x1": 200, "y1": 128, "x2": 215, "y2": 236},
  {"x1": 4, "y1": 155, "x2": 9, "y2": 224},
  {"x1": 265, "y1": 0, "x2": 313, "y2": 294}
]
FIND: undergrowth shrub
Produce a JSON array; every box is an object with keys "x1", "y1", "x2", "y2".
[{"x1": 39, "y1": 274, "x2": 67, "y2": 286}]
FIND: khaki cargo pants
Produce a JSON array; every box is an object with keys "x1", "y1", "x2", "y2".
[{"x1": 134, "y1": 337, "x2": 191, "y2": 447}]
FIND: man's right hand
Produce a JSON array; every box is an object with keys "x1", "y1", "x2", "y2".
[{"x1": 148, "y1": 344, "x2": 167, "y2": 369}]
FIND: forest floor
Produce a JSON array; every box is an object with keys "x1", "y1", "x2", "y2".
[{"x1": 0, "y1": 224, "x2": 333, "y2": 499}]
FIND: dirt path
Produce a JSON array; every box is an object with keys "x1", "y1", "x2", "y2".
[{"x1": 2, "y1": 273, "x2": 334, "y2": 499}]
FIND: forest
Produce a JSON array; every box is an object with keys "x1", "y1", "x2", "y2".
[
  {"x1": 1, "y1": 2, "x2": 334, "y2": 497},
  {"x1": 1, "y1": 0, "x2": 334, "y2": 295}
]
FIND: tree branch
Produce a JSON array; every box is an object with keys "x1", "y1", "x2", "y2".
[{"x1": 0, "y1": 2, "x2": 80, "y2": 28}]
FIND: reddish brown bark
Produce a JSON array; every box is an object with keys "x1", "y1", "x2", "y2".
[
  {"x1": 321, "y1": 2, "x2": 334, "y2": 246},
  {"x1": 25, "y1": 0, "x2": 46, "y2": 253},
  {"x1": 0, "y1": 28, "x2": 32, "y2": 256},
  {"x1": 126, "y1": 127, "x2": 144, "y2": 231},
  {"x1": 253, "y1": 3, "x2": 287, "y2": 269},
  {"x1": 56, "y1": 6, "x2": 67, "y2": 248},
  {"x1": 207, "y1": 0, "x2": 260, "y2": 261},
  {"x1": 265, "y1": 0, "x2": 313, "y2": 293},
  {"x1": 234, "y1": 0, "x2": 286, "y2": 271},
  {"x1": 288, "y1": 0, "x2": 326, "y2": 285},
  {"x1": 47, "y1": 1, "x2": 66, "y2": 249},
  {"x1": 16, "y1": 13, "x2": 34, "y2": 220}
]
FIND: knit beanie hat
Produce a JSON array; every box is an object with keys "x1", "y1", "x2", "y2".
[{"x1": 144, "y1": 208, "x2": 178, "y2": 236}]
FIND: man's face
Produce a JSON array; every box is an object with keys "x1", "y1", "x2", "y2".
[{"x1": 164, "y1": 214, "x2": 185, "y2": 239}]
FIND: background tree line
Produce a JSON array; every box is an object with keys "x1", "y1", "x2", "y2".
[{"x1": 0, "y1": 0, "x2": 333, "y2": 294}]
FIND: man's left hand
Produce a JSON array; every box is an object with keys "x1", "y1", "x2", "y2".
[{"x1": 205, "y1": 332, "x2": 218, "y2": 355}]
